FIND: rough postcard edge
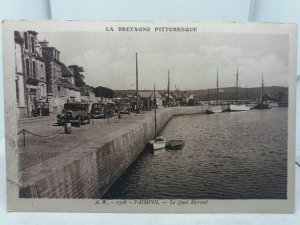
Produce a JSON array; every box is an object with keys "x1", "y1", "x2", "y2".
[{"x1": 2, "y1": 20, "x2": 297, "y2": 213}]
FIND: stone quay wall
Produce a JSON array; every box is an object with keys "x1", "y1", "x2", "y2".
[{"x1": 19, "y1": 106, "x2": 206, "y2": 198}]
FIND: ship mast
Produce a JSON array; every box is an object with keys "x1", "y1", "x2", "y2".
[
  {"x1": 135, "y1": 53, "x2": 139, "y2": 111},
  {"x1": 154, "y1": 84, "x2": 157, "y2": 140},
  {"x1": 167, "y1": 70, "x2": 170, "y2": 107},
  {"x1": 245, "y1": 86, "x2": 248, "y2": 105},
  {"x1": 216, "y1": 67, "x2": 219, "y2": 105},
  {"x1": 261, "y1": 72, "x2": 264, "y2": 104},
  {"x1": 235, "y1": 67, "x2": 239, "y2": 105},
  {"x1": 207, "y1": 89, "x2": 210, "y2": 102}
]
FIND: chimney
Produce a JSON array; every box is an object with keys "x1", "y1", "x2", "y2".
[{"x1": 39, "y1": 40, "x2": 49, "y2": 47}]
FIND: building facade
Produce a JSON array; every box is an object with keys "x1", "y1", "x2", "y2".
[
  {"x1": 81, "y1": 86, "x2": 96, "y2": 104},
  {"x1": 14, "y1": 30, "x2": 92, "y2": 117},
  {"x1": 15, "y1": 31, "x2": 48, "y2": 117},
  {"x1": 14, "y1": 31, "x2": 27, "y2": 117},
  {"x1": 40, "y1": 40, "x2": 63, "y2": 114}
]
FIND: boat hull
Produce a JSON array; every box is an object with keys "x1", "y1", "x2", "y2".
[
  {"x1": 149, "y1": 137, "x2": 167, "y2": 150},
  {"x1": 229, "y1": 104, "x2": 250, "y2": 111},
  {"x1": 150, "y1": 141, "x2": 166, "y2": 150},
  {"x1": 255, "y1": 103, "x2": 271, "y2": 109},
  {"x1": 205, "y1": 106, "x2": 223, "y2": 114},
  {"x1": 166, "y1": 140, "x2": 185, "y2": 150}
]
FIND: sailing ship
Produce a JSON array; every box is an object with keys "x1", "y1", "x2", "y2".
[
  {"x1": 229, "y1": 67, "x2": 250, "y2": 111},
  {"x1": 149, "y1": 84, "x2": 167, "y2": 150},
  {"x1": 206, "y1": 67, "x2": 223, "y2": 114},
  {"x1": 255, "y1": 73, "x2": 271, "y2": 109}
]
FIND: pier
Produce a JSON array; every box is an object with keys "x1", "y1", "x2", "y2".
[{"x1": 19, "y1": 106, "x2": 206, "y2": 198}]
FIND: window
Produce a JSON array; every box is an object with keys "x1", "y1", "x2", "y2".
[
  {"x1": 24, "y1": 32, "x2": 28, "y2": 49},
  {"x1": 41, "y1": 83, "x2": 45, "y2": 97},
  {"x1": 58, "y1": 86, "x2": 60, "y2": 92},
  {"x1": 31, "y1": 36, "x2": 35, "y2": 53},
  {"x1": 32, "y1": 61, "x2": 36, "y2": 78},
  {"x1": 25, "y1": 58, "x2": 30, "y2": 76},
  {"x1": 40, "y1": 64, "x2": 44, "y2": 77},
  {"x1": 15, "y1": 43, "x2": 23, "y2": 73},
  {"x1": 15, "y1": 77, "x2": 19, "y2": 103}
]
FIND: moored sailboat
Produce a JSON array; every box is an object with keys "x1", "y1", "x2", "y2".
[
  {"x1": 149, "y1": 84, "x2": 167, "y2": 150},
  {"x1": 229, "y1": 67, "x2": 250, "y2": 112},
  {"x1": 255, "y1": 73, "x2": 271, "y2": 109},
  {"x1": 205, "y1": 67, "x2": 223, "y2": 114}
]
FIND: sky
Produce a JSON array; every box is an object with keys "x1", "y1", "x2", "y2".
[{"x1": 38, "y1": 31, "x2": 289, "y2": 90}]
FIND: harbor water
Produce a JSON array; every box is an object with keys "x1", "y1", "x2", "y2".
[{"x1": 103, "y1": 107, "x2": 287, "y2": 199}]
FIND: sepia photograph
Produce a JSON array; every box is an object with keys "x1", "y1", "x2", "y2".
[{"x1": 2, "y1": 21, "x2": 296, "y2": 213}]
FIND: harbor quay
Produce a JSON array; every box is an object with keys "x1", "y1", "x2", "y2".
[{"x1": 18, "y1": 106, "x2": 207, "y2": 198}]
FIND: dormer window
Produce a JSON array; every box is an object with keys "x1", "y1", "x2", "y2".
[{"x1": 55, "y1": 50, "x2": 58, "y2": 60}]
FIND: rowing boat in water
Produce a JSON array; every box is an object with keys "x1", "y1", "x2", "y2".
[
  {"x1": 149, "y1": 136, "x2": 167, "y2": 150},
  {"x1": 166, "y1": 140, "x2": 185, "y2": 150}
]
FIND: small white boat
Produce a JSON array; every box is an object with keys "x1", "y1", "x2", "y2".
[
  {"x1": 205, "y1": 105, "x2": 223, "y2": 114},
  {"x1": 149, "y1": 136, "x2": 167, "y2": 150},
  {"x1": 229, "y1": 104, "x2": 250, "y2": 111}
]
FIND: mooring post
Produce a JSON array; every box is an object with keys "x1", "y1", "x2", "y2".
[{"x1": 64, "y1": 123, "x2": 71, "y2": 134}]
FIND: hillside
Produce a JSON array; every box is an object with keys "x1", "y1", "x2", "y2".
[{"x1": 114, "y1": 86, "x2": 288, "y2": 102}]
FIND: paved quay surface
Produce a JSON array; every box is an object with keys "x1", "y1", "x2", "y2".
[
  {"x1": 18, "y1": 106, "x2": 206, "y2": 198},
  {"x1": 18, "y1": 110, "x2": 157, "y2": 171}
]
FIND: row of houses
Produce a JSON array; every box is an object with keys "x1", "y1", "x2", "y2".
[
  {"x1": 14, "y1": 31, "x2": 96, "y2": 118},
  {"x1": 119, "y1": 91, "x2": 195, "y2": 111},
  {"x1": 13, "y1": 30, "x2": 199, "y2": 118}
]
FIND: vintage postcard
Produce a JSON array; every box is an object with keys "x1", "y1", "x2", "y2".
[{"x1": 2, "y1": 20, "x2": 297, "y2": 213}]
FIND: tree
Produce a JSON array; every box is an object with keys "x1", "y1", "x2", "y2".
[
  {"x1": 94, "y1": 86, "x2": 115, "y2": 98},
  {"x1": 68, "y1": 65, "x2": 86, "y2": 87}
]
